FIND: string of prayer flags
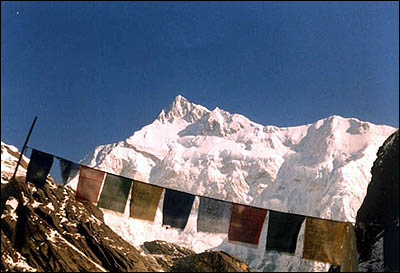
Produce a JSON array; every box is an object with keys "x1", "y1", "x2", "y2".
[
  {"x1": 76, "y1": 166, "x2": 105, "y2": 203},
  {"x1": 162, "y1": 189, "x2": 195, "y2": 230},
  {"x1": 25, "y1": 146, "x2": 365, "y2": 261},
  {"x1": 97, "y1": 173, "x2": 132, "y2": 213},
  {"x1": 130, "y1": 181, "x2": 163, "y2": 221},
  {"x1": 197, "y1": 196, "x2": 232, "y2": 233},
  {"x1": 302, "y1": 217, "x2": 347, "y2": 265},
  {"x1": 26, "y1": 149, "x2": 54, "y2": 187},
  {"x1": 266, "y1": 210, "x2": 305, "y2": 253},
  {"x1": 340, "y1": 223, "x2": 358, "y2": 272},
  {"x1": 58, "y1": 157, "x2": 80, "y2": 185},
  {"x1": 228, "y1": 204, "x2": 267, "y2": 245}
]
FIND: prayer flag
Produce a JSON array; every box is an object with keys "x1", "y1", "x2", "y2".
[
  {"x1": 340, "y1": 223, "x2": 358, "y2": 272},
  {"x1": 228, "y1": 204, "x2": 267, "y2": 245},
  {"x1": 58, "y1": 158, "x2": 79, "y2": 185},
  {"x1": 197, "y1": 196, "x2": 232, "y2": 233},
  {"x1": 130, "y1": 181, "x2": 163, "y2": 221},
  {"x1": 384, "y1": 225, "x2": 399, "y2": 271},
  {"x1": 302, "y1": 217, "x2": 347, "y2": 265},
  {"x1": 266, "y1": 210, "x2": 305, "y2": 253},
  {"x1": 97, "y1": 173, "x2": 132, "y2": 213},
  {"x1": 76, "y1": 166, "x2": 105, "y2": 203},
  {"x1": 26, "y1": 149, "x2": 54, "y2": 187},
  {"x1": 162, "y1": 189, "x2": 195, "y2": 230}
]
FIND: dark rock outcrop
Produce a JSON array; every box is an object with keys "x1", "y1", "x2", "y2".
[
  {"x1": 143, "y1": 240, "x2": 195, "y2": 257},
  {"x1": 171, "y1": 251, "x2": 252, "y2": 272},
  {"x1": 141, "y1": 240, "x2": 195, "y2": 270},
  {"x1": 355, "y1": 130, "x2": 399, "y2": 271},
  {"x1": 141, "y1": 240, "x2": 251, "y2": 272},
  {"x1": 357, "y1": 130, "x2": 399, "y2": 225}
]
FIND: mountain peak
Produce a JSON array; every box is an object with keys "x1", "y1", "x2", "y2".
[
  {"x1": 173, "y1": 94, "x2": 188, "y2": 104},
  {"x1": 157, "y1": 95, "x2": 210, "y2": 123}
]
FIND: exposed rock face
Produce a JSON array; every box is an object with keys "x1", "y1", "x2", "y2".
[
  {"x1": 141, "y1": 240, "x2": 251, "y2": 272},
  {"x1": 171, "y1": 251, "x2": 252, "y2": 272},
  {"x1": 355, "y1": 130, "x2": 399, "y2": 271},
  {"x1": 357, "y1": 130, "x2": 399, "y2": 225},
  {"x1": 143, "y1": 240, "x2": 195, "y2": 257},
  {"x1": 141, "y1": 240, "x2": 195, "y2": 270}
]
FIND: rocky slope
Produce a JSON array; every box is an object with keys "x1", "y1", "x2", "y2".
[
  {"x1": 68, "y1": 95, "x2": 396, "y2": 271},
  {"x1": 142, "y1": 240, "x2": 250, "y2": 272},
  {"x1": 1, "y1": 141, "x2": 250, "y2": 272},
  {"x1": 356, "y1": 130, "x2": 399, "y2": 272}
]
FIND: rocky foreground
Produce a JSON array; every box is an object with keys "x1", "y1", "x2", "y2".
[{"x1": 0, "y1": 142, "x2": 250, "y2": 272}]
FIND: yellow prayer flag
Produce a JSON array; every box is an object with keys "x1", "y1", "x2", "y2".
[
  {"x1": 340, "y1": 223, "x2": 358, "y2": 272},
  {"x1": 302, "y1": 217, "x2": 347, "y2": 265},
  {"x1": 130, "y1": 181, "x2": 163, "y2": 221}
]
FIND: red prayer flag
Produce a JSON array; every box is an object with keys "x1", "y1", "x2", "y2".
[
  {"x1": 228, "y1": 203, "x2": 267, "y2": 245},
  {"x1": 76, "y1": 166, "x2": 105, "y2": 203}
]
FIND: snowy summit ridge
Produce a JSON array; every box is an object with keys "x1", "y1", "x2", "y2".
[
  {"x1": 71, "y1": 95, "x2": 396, "y2": 272},
  {"x1": 157, "y1": 94, "x2": 210, "y2": 123},
  {"x1": 77, "y1": 95, "x2": 395, "y2": 221}
]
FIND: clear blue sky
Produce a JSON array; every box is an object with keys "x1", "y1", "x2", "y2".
[{"x1": 2, "y1": 1, "x2": 399, "y2": 165}]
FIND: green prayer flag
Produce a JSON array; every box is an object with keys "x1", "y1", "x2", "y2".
[
  {"x1": 266, "y1": 210, "x2": 305, "y2": 253},
  {"x1": 97, "y1": 173, "x2": 132, "y2": 213}
]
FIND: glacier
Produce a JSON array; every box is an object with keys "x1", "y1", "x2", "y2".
[{"x1": 65, "y1": 95, "x2": 396, "y2": 272}]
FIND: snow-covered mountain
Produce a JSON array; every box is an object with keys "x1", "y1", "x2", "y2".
[{"x1": 66, "y1": 95, "x2": 396, "y2": 272}]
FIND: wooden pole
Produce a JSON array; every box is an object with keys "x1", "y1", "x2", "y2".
[
  {"x1": 9, "y1": 116, "x2": 37, "y2": 253},
  {"x1": 12, "y1": 116, "x2": 37, "y2": 180}
]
